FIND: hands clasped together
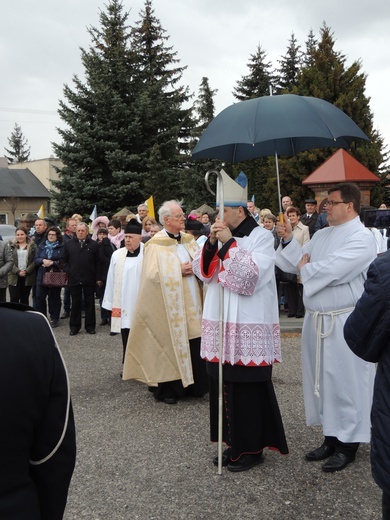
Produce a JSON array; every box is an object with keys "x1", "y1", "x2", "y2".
[
  {"x1": 181, "y1": 261, "x2": 193, "y2": 277},
  {"x1": 276, "y1": 215, "x2": 310, "y2": 271},
  {"x1": 210, "y1": 218, "x2": 233, "y2": 245}
]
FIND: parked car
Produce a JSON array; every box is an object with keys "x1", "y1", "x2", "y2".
[{"x1": 0, "y1": 224, "x2": 17, "y2": 243}]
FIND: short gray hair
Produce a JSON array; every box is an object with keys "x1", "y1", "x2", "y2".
[
  {"x1": 76, "y1": 222, "x2": 89, "y2": 232},
  {"x1": 158, "y1": 200, "x2": 183, "y2": 226}
]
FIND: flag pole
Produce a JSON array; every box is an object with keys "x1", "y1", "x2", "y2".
[{"x1": 205, "y1": 169, "x2": 224, "y2": 475}]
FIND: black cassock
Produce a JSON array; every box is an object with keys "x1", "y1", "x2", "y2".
[{"x1": 0, "y1": 302, "x2": 76, "y2": 520}]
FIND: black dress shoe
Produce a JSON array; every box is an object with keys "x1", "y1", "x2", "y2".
[
  {"x1": 110, "y1": 332, "x2": 118, "y2": 336},
  {"x1": 213, "y1": 448, "x2": 232, "y2": 467},
  {"x1": 162, "y1": 396, "x2": 177, "y2": 405},
  {"x1": 305, "y1": 444, "x2": 335, "y2": 461},
  {"x1": 227, "y1": 453, "x2": 264, "y2": 473},
  {"x1": 86, "y1": 329, "x2": 96, "y2": 334},
  {"x1": 70, "y1": 330, "x2": 79, "y2": 336},
  {"x1": 99, "y1": 319, "x2": 109, "y2": 326},
  {"x1": 287, "y1": 313, "x2": 295, "y2": 318},
  {"x1": 295, "y1": 314, "x2": 304, "y2": 318},
  {"x1": 322, "y1": 452, "x2": 355, "y2": 473}
]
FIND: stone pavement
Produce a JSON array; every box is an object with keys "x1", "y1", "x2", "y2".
[
  {"x1": 54, "y1": 314, "x2": 381, "y2": 520},
  {"x1": 279, "y1": 309, "x2": 304, "y2": 333}
]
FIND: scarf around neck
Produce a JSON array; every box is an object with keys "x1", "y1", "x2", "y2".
[
  {"x1": 108, "y1": 230, "x2": 125, "y2": 249},
  {"x1": 45, "y1": 240, "x2": 59, "y2": 259}
]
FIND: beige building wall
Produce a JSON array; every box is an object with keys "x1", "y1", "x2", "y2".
[
  {"x1": 9, "y1": 157, "x2": 63, "y2": 192},
  {"x1": 0, "y1": 198, "x2": 48, "y2": 225}
]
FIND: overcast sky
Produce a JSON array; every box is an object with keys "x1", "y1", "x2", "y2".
[{"x1": 1, "y1": 0, "x2": 389, "y2": 161}]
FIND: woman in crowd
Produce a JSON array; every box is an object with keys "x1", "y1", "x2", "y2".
[
  {"x1": 259, "y1": 208, "x2": 272, "y2": 226},
  {"x1": 92, "y1": 216, "x2": 110, "y2": 240},
  {"x1": 71, "y1": 213, "x2": 83, "y2": 223},
  {"x1": 149, "y1": 223, "x2": 162, "y2": 237},
  {"x1": 96, "y1": 227, "x2": 115, "y2": 326},
  {"x1": 263, "y1": 213, "x2": 279, "y2": 250},
  {"x1": 283, "y1": 206, "x2": 310, "y2": 318},
  {"x1": 107, "y1": 219, "x2": 125, "y2": 249},
  {"x1": 141, "y1": 217, "x2": 158, "y2": 243},
  {"x1": 8, "y1": 227, "x2": 37, "y2": 305},
  {"x1": 34, "y1": 226, "x2": 64, "y2": 328}
]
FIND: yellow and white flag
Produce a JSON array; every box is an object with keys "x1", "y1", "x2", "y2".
[
  {"x1": 146, "y1": 196, "x2": 155, "y2": 219},
  {"x1": 37, "y1": 205, "x2": 45, "y2": 219}
]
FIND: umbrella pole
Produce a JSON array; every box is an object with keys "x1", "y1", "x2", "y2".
[
  {"x1": 268, "y1": 87, "x2": 283, "y2": 219},
  {"x1": 275, "y1": 151, "x2": 283, "y2": 217},
  {"x1": 205, "y1": 169, "x2": 225, "y2": 475}
]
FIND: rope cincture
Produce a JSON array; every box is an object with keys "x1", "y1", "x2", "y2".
[
  {"x1": 306, "y1": 307, "x2": 354, "y2": 398},
  {"x1": 28, "y1": 311, "x2": 71, "y2": 466}
]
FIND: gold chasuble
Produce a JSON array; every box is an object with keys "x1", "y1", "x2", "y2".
[{"x1": 122, "y1": 231, "x2": 202, "y2": 388}]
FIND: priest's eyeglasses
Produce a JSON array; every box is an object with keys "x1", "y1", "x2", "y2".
[
  {"x1": 169, "y1": 213, "x2": 186, "y2": 219},
  {"x1": 326, "y1": 200, "x2": 347, "y2": 207}
]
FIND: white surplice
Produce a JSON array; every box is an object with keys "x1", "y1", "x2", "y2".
[
  {"x1": 276, "y1": 216, "x2": 377, "y2": 443},
  {"x1": 102, "y1": 245, "x2": 144, "y2": 330},
  {"x1": 193, "y1": 226, "x2": 281, "y2": 366}
]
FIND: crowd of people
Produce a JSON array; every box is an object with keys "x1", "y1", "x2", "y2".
[{"x1": 1, "y1": 181, "x2": 390, "y2": 518}]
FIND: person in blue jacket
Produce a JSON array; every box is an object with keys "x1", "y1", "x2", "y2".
[
  {"x1": 35, "y1": 226, "x2": 64, "y2": 328},
  {"x1": 344, "y1": 250, "x2": 390, "y2": 519}
]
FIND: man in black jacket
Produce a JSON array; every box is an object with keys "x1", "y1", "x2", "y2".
[
  {"x1": 61, "y1": 222, "x2": 102, "y2": 335},
  {"x1": 299, "y1": 199, "x2": 319, "y2": 238},
  {"x1": 0, "y1": 302, "x2": 76, "y2": 519}
]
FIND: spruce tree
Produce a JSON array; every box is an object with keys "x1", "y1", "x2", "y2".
[
  {"x1": 129, "y1": 0, "x2": 195, "y2": 207},
  {"x1": 193, "y1": 77, "x2": 218, "y2": 137},
  {"x1": 226, "y1": 25, "x2": 387, "y2": 214},
  {"x1": 52, "y1": 0, "x2": 143, "y2": 217},
  {"x1": 4, "y1": 123, "x2": 31, "y2": 163},
  {"x1": 233, "y1": 45, "x2": 275, "y2": 100},
  {"x1": 278, "y1": 23, "x2": 386, "y2": 210},
  {"x1": 303, "y1": 29, "x2": 317, "y2": 66},
  {"x1": 276, "y1": 33, "x2": 303, "y2": 93},
  {"x1": 230, "y1": 45, "x2": 278, "y2": 210},
  {"x1": 187, "y1": 77, "x2": 219, "y2": 210}
]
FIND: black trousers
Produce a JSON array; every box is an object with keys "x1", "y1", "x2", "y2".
[
  {"x1": 35, "y1": 285, "x2": 62, "y2": 321},
  {"x1": 63, "y1": 286, "x2": 71, "y2": 313},
  {"x1": 383, "y1": 491, "x2": 390, "y2": 520},
  {"x1": 9, "y1": 278, "x2": 32, "y2": 305},
  {"x1": 153, "y1": 338, "x2": 208, "y2": 400},
  {"x1": 69, "y1": 285, "x2": 95, "y2": 332},
  {"x1": 283, "y1": 282, "x2": 304, "y2": 316},
  {"x1": 121, "y1": 328, "x2": 130, "y2": 364},
  {"x1": 323, "y1": 435, "x2": 359, "y2": 457}
]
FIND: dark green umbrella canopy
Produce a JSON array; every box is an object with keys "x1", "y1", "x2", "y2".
[{"x1": 192, "y1": 94, "x2": 369, "y2": 163}]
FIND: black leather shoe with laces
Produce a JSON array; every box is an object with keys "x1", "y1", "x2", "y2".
[
  {"x1": 305, "y1": 444, "x2": 335, "y2": 461},
  {"x1": 322, "y1": 452, "x2": 355, "y2": 473}
]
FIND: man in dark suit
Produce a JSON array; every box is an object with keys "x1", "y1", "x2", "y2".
[
  {"x1": 61, "y1": 222, "x2": 102, "y2": 335},
  {"x1": 0, "y1": 302, "x2": 76, "y2": 519},
  {"x1": 299, "y1": 199, "x2": 319, "y2": 238}
]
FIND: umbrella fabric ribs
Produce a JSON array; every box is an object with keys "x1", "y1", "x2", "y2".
[{"x1": 192, "y1": 94, "x2": 369, "y2": 164}]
